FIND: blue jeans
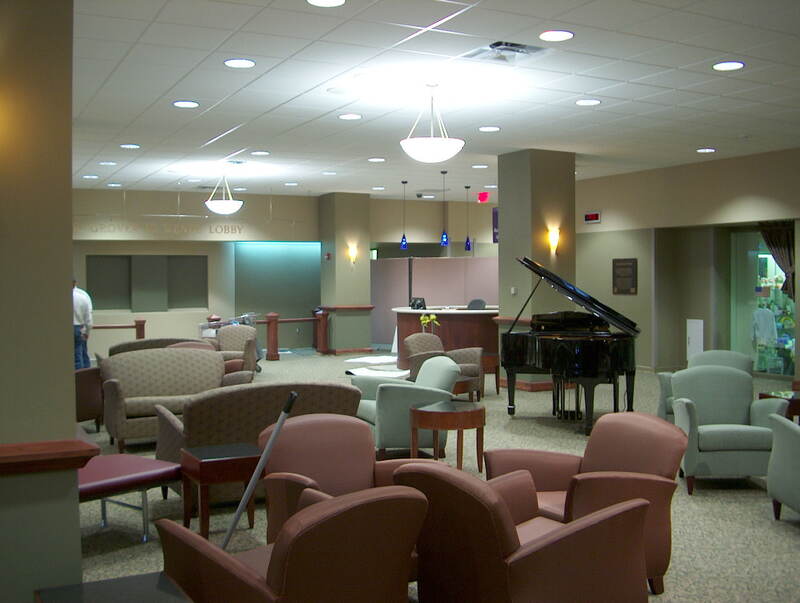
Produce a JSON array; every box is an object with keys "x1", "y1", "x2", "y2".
[{"x1": 74, "y1": 325, "x2": 90, "y2": 369}]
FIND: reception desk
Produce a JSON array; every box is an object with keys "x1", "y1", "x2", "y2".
[{"x1": 393, "y1": 306, "x2": 500, "y2": 393}]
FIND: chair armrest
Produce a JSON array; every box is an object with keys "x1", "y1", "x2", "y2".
[
  {"x1": 487, "y1": 470, "x2": 539, "y2": 524},
  {"x1": 296, "y1": 488, "x2": 333, "y2": 511},
  {"x1": 350, "y1": 375, "x2": 411, "y2": 400},
  {"x1": 202, "y1": 337, "x2": 220, "y2": 350},
  {"x1": 484, "y1": 449, "x2": 582, "y2": 491},
  {"x1": 374, "y1": 384, "x2": 454, "y2": 448},
  {"x1": 767, "y1": 414, "x2": 800, "y2": 505},
  {"x1": 407, "y1": 351, "x2": 445, "y2": 380},
  {"x1": 242, "y1": 338, "x2": 258, "y2": 372},
  {"x1": 374, "y1": 458, "x2": 441, "y2": 487},
  {"x1": 222, "y1": 371, "x2": 254, "y2": 386},
  {"x1": 750, "y1": 397, "x2": 789, "y2": 428},
  {"x1": 156, "y1": 519, "x2": 277, "y2": 603},
  {"x1": 656, "y1": 372, "x2": 674, "y2": 419},
  {"x1": 506, "y1": 499, "x2": 648, "y2": 602},
  {"x1": 155, "y1": 404, "x2": 185, "y2": 464},
  {"x1": 101, "y1": 379, "x2": 126, "y2": 440},
  {"x1": 446, "y1": 347, "x2": 482, "y2": 368},
  {"x1": 565, "y1": 471, "x2": 676, "y2": 522},
  {"x1": 264, "y1": 472, "x2": 320, "y2": 544},
  {"x1": 672, "y1": 398, "x2": 698, "y2": 474}
]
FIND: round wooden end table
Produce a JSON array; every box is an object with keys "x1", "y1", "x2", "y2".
[{"x1": 410, "y1": 401, "x2": 486, "y2": 472}]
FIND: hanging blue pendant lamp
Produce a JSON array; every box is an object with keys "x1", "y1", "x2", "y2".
[
  {"x1": 464, "y1": 184, "x2": 472, "y2": 251},
  {"x1": 400, "y1": 179, "x2": 409, "y2": 249},
  {"x1": 440, "y1": 170, "x2": 449, "y2": 246}
]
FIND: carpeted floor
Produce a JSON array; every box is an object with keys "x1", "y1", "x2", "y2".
[{"x1": 79, "y1": 353, "x2": 800, "y2": 601}]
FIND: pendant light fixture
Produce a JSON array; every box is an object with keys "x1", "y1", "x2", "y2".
[
  {"x1": 464, "y1": 185, "x2": 472, "y2": 252},
  {"x1": 440, "y1": 170, "x2": 449, "y2": 247},
  {"x1": 400, "y1": 91, "x2": 465, "y2": 164},
  {"x1": 205, "y1": 175, "x2": 244, "y2": 215},
  {"x1": 400, "y1": 179, "x2": 408, "y2": 250}
]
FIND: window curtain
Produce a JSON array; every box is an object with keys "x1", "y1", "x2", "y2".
[{"x1": 759, "y1": 220, "x2": 795, "y2": 300}]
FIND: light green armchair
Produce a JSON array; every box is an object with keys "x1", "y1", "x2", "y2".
[
  {"x1": 672, "y1": 365, "x2": 788, "y2": 494},
  {"x1": 767, "y1": 413, "x2": 800, "y2": 520},
  {"x1": 657, "y1": 350, "x2": 754, "y2": 423},
  {"x1": 352, "y1": 356, "x2": 460, "y2": 458}
]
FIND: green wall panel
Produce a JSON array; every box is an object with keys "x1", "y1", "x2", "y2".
[
  {"x1": 86, "y1": 255, "x2": 131, "y2": 310},
  {"x1": 131, "y1": 255, "x2": 168, "y2": 312},
  {"x1": 168, "y1": 255, "x2": 208, "y2": 308},
  {"x1": 234, "y1": 242, "x2": 321, "y2": 349}
]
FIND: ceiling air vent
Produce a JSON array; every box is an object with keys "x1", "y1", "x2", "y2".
[{"x1": 463, "y1": 41, "x2": 548, "y2": 64}]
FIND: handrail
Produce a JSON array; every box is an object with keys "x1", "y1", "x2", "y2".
[
  {"x1": 0, "y1": 439, "x2": 99, "y2": 476},
  {"x1": 258, "y1": 312, "x2": 330, "y2": 360},
  {"x1": 93, "y1": 319, "x2": 146, "y2": 339}
]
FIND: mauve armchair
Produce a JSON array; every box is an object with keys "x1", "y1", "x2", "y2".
[
  {"x1": 258, "y1": 413, "x2": 439, "y2": 544},
  {"x1": 394, "y1": 462, "x2": 649, "y2": 603},
  {"x1": 75, "y1": 366, "x2": 103, "y2": 432},
  {"x1": 767, "y1": 413, "x2": 800, "y2": 520},
  {"x1": 484, "y1": 412, "x2": 687, "y2": 595},
  {"x1": 156, "y1": 485, "x2": 427, "y2": 603}
]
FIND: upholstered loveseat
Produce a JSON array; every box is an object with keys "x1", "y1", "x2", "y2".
[{"x1": 101, "y1": 348, "x2": 254, "y2": 452}]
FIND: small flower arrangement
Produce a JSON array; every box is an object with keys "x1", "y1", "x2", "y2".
[{"x1": 419, "y1": 313, "x2": 440, "y2": 333}]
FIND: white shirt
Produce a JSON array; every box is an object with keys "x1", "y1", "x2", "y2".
[{"x1": 73, "y1": 286, "x2": 93, "y2": 334}]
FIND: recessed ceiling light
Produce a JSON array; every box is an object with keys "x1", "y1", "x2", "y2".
[
  {"x1": 338, "y1": 113, "x2": 362, "y2": 120},
  {"x1": 472, "y1": 164, "x2": 489, "y2": 169},
  {"x1": 224, "y1": 58, "x2": 255, "y2": 69},
  {"x1": 250, "y1": 150, "x2": 270, "y2": 156},
  {"x1": 422, "y1": 194, "x2": 435, "y2": 199},
  {"x1": 82, "y1": 174, "x2": 99, "y2": 179},
  {"x1": 186, "y1": 178, "x2": 201, "y2": 183},
  {"x1": 233, "y1": 187, "x2": 247, "y2": 192},
  {"x1": 107, "y1": 183, "x2": 122, "y2": 188},
  {"x1": 696, "y1": 147, "x2": 716, "y2": 153},
  {"x1": 539, "y1": 30, "x2": 574, "y2": 42},
  {"x1": 322, "y1": 171, "x2": 337, "y2": 176},
  {"x1": 367, "y1": 157, "x2": 386, "y2": 163},
  {"x1": 478, "y1": 126, "x2": 500, "y2": 133},
  {"x1": 576, "y1": 98, "x2": 601, "y2": 106},
  {"x1": 307, "y1": 0, "x2": 345, "y2": 6},
  {"x1": 372, "y1": 186, "x2": 385, "y2": 191},
  {"x1": 712, "y1": 60, "x2": 744, "y2": 72},
  {"x1": 484, "y1": 184, "x2": 498, "y2": 189},
  {"x1": 173, "y1": 100, "x2": 199, "y2": 109},
  {"x1": 285, "y1": 182, "x2": 299, "y2": 187},
  {"x1": 98, "y1": 160, "x2": 117, "y2": 166},
  {"x1": 120, "y1": 143, "x2": 140, "y2": 149}
]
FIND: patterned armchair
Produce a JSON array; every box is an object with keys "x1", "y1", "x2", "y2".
[
  {"x1": 101, "y1": 348, "x2": 254, "y2": 452},
  {"x1": 108, "y1": 338, "x2": 207, "y2": 356},
  {"x1": 404, "y1": 332, "x2": 483, "y2": 400},
  {"x1": 155, "y1": 382, "x2": 361, "y2": 502},
  {"x1": 205, "y1": 324, "x2": 258, "y2": 371}
]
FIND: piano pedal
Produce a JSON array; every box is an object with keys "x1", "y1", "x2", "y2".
[{"x1": 507, "y1": 405, "x2": 516, "y2": 416}]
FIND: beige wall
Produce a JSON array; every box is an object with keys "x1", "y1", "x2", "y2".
[
  {"x1": 576, "y1": 148, "x2": 800, "y2": 234},
  {"x1": 576, "y1": 229, "x2": 654, "y2": 368},
  {"x1": 73, "y1": 240, "x2": 235, "y2": 357},
  {"x1": 0, "y1": 2, "x2": 84, "y2": 600}
]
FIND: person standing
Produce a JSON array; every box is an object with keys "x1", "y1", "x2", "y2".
[{"x1": 73, "y1": 279, "x2": 93, "y2": 369}]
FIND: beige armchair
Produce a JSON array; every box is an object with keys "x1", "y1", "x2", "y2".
[
  {"x1": 205, "y1": 324, "x2": 258, "y2": 371},
  {"x1": 404, "y1": 332, "x2": 483, "y2": 401},
  {"x1": 108, "y1": 337, "x2": 208, "y2": 356},
  {"x1": 101, "y1": 348, "x2": 254, "y2": 452}
]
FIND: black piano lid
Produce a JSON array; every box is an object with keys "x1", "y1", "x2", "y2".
[{"x1": 517, "y1": 256, "x2": 640, "y2": 336}]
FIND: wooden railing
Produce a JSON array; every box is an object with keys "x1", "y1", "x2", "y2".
[
  {"x1": 93, "y1": 319, "x2": 146, "y2": 339},
  {"x1": 254, "y1": 311, "x2": 329, "y2": 360}
]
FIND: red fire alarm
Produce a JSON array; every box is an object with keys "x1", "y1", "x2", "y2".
[
  {"x1": 584, "y1": 211, "x2": 601, "y2": 224},
  {"x1": 325, "y1": 252, "x2": 332, "y2": 260},
  {"x1": 477, "y1": 191, "x2": 490, "y2": 203}
]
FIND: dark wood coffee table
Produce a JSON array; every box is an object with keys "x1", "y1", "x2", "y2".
[
  {"x1": 410, "y1": 401, "x2": 485, "y2": 471},
  {"x1": 181, "y1": 443, "x2": 261, "y2": 539},
  {"x1": 759, "y1": 391, "x2": 800, "y2": 422}
]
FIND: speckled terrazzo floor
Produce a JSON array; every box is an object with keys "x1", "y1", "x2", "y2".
[{"x1": 79, "y1": 353, "x2": 800, "y2": 601}]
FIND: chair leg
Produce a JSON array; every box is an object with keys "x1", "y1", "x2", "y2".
[
  {"x1": 95, "y1": 418, "x2": 101, "y2": 433},
  {"x1": 109, "y1": 436, "x2": 114, "y2": 445},
  {"x1": 161, "y1": 486, "x2": 169, "y2": 500},
  {"x1": 648, "y1": 576, "x2": 664, "y2": 595},
  {"x1": 773, "y1": 499, "x2": 782, "y2": 520},
  {"x1": 686, "y1": 476, "x2": 694, "y2": 495},
  {"x1": 116, "y1": 439, "x2": 126, "y2": 454},
  {"x1": 678, "y1": 467, "x2": 684, "y2": 477}
]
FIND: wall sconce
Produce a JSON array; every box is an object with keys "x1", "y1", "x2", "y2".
[
  {"x1": 347, "y1": 243, "x2": 358, "y2": 263},
  {"x1": 548, "y1": 227, "x2": 560, "y2": 255}
]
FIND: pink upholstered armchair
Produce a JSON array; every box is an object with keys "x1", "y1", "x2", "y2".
[
  {"x1": 484, "y1": 412, "x2": 687, "y2": 595},
  {"x1": 394, "y1": 462, "x2": 649, "y2": 603},
  {"x1": 156, "y1": 485, "x2": 427, "y2": 603},
  {"x1": 257, "y1": 413, "x2": 439, "y2": 543}
]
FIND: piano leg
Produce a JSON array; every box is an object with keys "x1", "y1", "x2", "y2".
[
  {"x1": 625, "y1": 371, "x2": 635, "y2": 411},
  {"x1": 578, "y1": 380, "x2": 597, "y2": 435},
  {"x1": 612, "y1": 377, "x2": 619, "y2": 413},
  {"x1": 506, "y1": 370, "x2": 516, "y2": 415}
]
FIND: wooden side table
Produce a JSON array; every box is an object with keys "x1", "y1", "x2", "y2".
[
  {"x1": 410, "y1": 401, "x2": 486, "y2": 472},
  {"x1": 35, "y1": 572, "x2": 188, "y2": 602},
  {"x1": 181, "y1": 443, "x2": 261, "y2": 539}
]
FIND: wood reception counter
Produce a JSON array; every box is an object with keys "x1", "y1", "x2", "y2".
[{"x1": 393, "y1": 306, "x2": 500, "y2": 393}]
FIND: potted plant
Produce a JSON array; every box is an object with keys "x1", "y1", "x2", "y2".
[{"x1": 419, "y1": 313, "x2": 440, "y2": 334}]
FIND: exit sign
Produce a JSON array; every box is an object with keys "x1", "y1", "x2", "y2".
[{"x1": 584, "y1": 211, "x2": 601, "y2": 224}]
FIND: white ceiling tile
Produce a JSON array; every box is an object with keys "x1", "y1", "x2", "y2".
[
  {"x1": 479, "y1": 0, "x2": 597, "y2": 19},
  {"x1": 558, "y1": 29, "x2": 668, "y2": 58},
  {"x1": 356, "y1": 0, "x2": 465, "y2": 29},
  {"x1": 558, "y1": 0, "x2": 671, "y2": 29},
  {"x1": 395, "y1": 30, "x2": 493, "y2": 57},
  {"x1": 684, "y1": 77, "x2": 768, "y2": 96},
  {"x1": 525, "y1": 50, "x2": 614, "y2": 73},
  {"x1": 139, "y1": 22, "x2": 234, "y2": 50},
  {"x1": 157, "y1": 0, "x2": 261, "y2": 30},
  {"x1": 546, "y1": 74, "x2": 622, "y2": 93},
  {"x1": 219, "y1": 32, "x2": 312, "y2": 59},
  {"x1": 75, "y1": 0, "x2": 167, "y2": 20},
  {"x1": 243, "y1": 8, "x2": 344, "y2": 39},
  {"x1": 268, "y1": 0, "x2": 379, "y2": 19},
  {"x1": 74, "y1": 13, "x2": 150, "y2": 43},
  {"x1": 682, "y1": 96, "x2": 759, "y2": 113},
  {"x1": 683, "y1": 24, "x2": 776, "y2": 54},
  {"x1": 291, "y1": 41, "x2": 382, "y2": 65},
  {"x1": 246, "y1": 60, "x2": 349, "y2": 95},
  {"x1": 741, "y1": 37, "x2": 800, "y2": 67},
  {"x1": 618, "y1": 10, "x2": 728, "y2": 41},
  {"x1": 592, "y1": 81, "x2": 668, "y2": 100},
  {"x1": 126, "y1": 43, "x2": 210, "y2": 67},
  {"x1": 631, "y1": 43, "x2": 724, "y2": 68},
  {"x1": 582, "y1": 60, "x2": 666, "y2": 80},
  {"x1": 166, "y1": 68, "x2": 259, "y2": 99},
  {"x1": 435, "y1": 8, "x2": 541, "y2": 39},
  {"x1": 323, "y1": 20, "x2": 418, "y2": 48},
  {"x1": 638, "y1": 88, "x2": 711, "y2": 105},
  {"x1": 633, "y1": 68, "x2": 714, "y2": 88},
  {"x1": 73, "y1": 37, "x2": 132, "y2": 62}
]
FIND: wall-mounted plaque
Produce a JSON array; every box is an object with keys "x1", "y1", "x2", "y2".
[{"x1": 612, "y1": 258, "x2": 637, "y2": 295}]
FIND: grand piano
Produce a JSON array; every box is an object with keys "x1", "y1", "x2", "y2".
[{"x1": 502, "y1": 257, "x2": 639, "y2": 434}]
